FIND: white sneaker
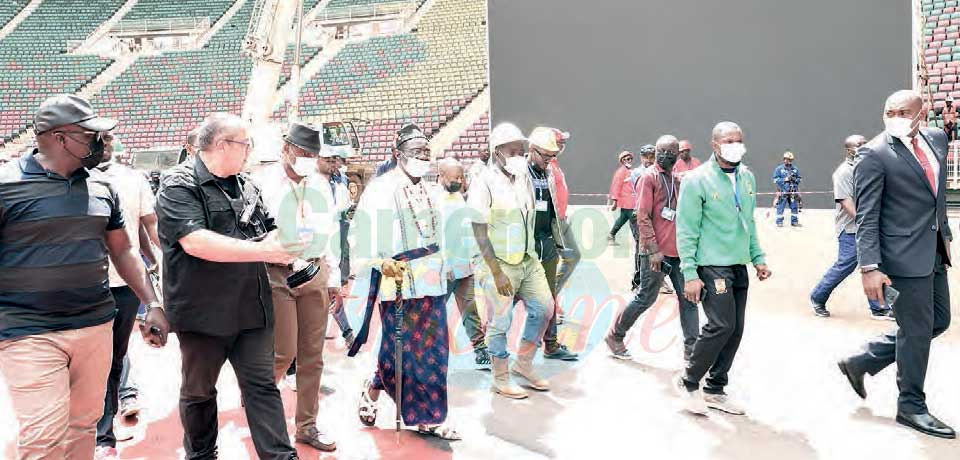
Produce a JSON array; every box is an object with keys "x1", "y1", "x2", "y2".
[
  {"x1": 703, "y1": 393, "x2": 746, "y2": 415},
  {"x1": 94, "y1": 446, "x2": 119, "y2": 460},
  {"x1": 283, "y1": 373, "x2": 297, "y2": 392},
  {"x1": 673, "y1": 375, "x2": 708, "y2": 415}
]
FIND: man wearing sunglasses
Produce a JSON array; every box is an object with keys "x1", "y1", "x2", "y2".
[
  {"x1": 524, "y1": 127, "x2": 580, "y2": 361},
  {"x1": 0, "y1": 94, "x2": 166, "y2": 460},
  {"x1": 605, "y1": 135, "x2": 699, "y2": 363},
  {"x1": 156, "y1": 113, "x2": 305, "y2": 460}
]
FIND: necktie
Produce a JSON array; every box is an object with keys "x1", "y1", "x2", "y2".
[{"x1": 910, "y1": 137, "x2": 937, "y2": 196}]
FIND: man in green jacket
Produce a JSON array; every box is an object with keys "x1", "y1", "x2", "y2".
[{"x1": 674, "y1": 121, "x2": 772, "y2": 416}]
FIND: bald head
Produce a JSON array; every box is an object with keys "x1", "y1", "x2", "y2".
[
  {"x1": 884, "y1": 90, "x2": 922, "y2": 112},
  {"x1": 844, "y1": 134, "x2": 867, "y2": 150},
  {"x1": 883, "y1": 90, "x2": 924, "y2": 138},
  {"x1": 655, "y1": 135, "x2": 679, "y2": 153},
  {"x1": 438, "y1": 157, "x2": 464, "y2": 193}
]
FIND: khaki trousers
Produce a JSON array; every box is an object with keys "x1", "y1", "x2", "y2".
[
  {"x1": 0, "y1": 321, "x2": 113, "y2": 460},
  {"x1": 268, "y1": 264, "x2": 331, "y2": 433}
]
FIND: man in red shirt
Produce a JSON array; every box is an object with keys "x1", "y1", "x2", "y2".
[
  {"x1": 605, "y1": 135, "x2": 700, "y2": 361},
  {"x1": 672, "y1": 139, "x2": 702, "y2": 178},
  {"x1": 608, "y1": 150, "x2": 638, "y2": 244}
]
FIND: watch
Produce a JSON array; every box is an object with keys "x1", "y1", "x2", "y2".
[
  {"x1": 145, "y1": 301, "x2": 164, "y2": 313},
  {"x1": 860, "y1": 264, "x2": 879, "y2": 273}
]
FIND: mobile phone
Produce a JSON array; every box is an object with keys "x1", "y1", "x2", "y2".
[
  {"x1": 698, "y1": 287, "x2": 707, "y2": 303},
  {"x1": 883, "y1": 285, "x2": 900, "y2": 309},
  {"x1": 660, "y1": 260, "x2": 672, "y2": 275}
]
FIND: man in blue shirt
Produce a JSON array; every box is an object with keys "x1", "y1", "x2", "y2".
[{"x1": 772, "y1": 151, "x2": 802, "y2": 227}]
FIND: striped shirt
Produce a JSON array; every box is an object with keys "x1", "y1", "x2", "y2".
[{"x1": 0, "y1": 151, "x2": 124, "y2": 341}]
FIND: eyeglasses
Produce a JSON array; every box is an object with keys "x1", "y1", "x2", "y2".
[
  {"x1": 531, "y1": 147, "x2": 558, "y2": 160},
  {"x1": 55, "y1": 130, "x2": 103, "y2": 144},
  {"x1": 222, "y1": 138, "x2": 254, "y2": 150}
]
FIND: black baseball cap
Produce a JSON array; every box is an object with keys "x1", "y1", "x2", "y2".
[{"x1": 33, "y1": 94, "x2": 117, "y2": 135}]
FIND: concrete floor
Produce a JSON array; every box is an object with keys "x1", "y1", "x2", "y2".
[{"x1": 3, "y1": 209, "x2": 960, "y2": 459}]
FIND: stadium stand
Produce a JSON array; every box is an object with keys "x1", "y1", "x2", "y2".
[
  {"x1": 123, "y1": 0, "x2": 236, "y2": 23},
  {"x1": 0, "y1": 0, "x2": 124, "y2": 143},
  {"x1": 93, "y1": 0, "x2": 255, "y2": 153},
  {"x1": 445, "y1": 111, "x2": 488, "y2": 160},
  {"x1": 0, "y1": 1, "x2": 29, "y2": 29},
  {"x1": 920, "y1": 0, "x2": 960, "y2": 186},
  {"x1": 278, "y1": 0, "x2": 488, "y2": 162}
]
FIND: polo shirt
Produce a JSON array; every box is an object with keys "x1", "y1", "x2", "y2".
[{"x1": 0, "y1": 151, "x2": 124, "y2": 341}]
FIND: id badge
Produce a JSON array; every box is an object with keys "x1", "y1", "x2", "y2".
[
  {"x1": 714, "y1": 278, "x2": 727, "y2": 294},
  {"x1": 535, "y1": 199, "x2": 549, "y2": 212},
  {"x1": 660, "y1": 207, "x2": 676, "y2": 221}
]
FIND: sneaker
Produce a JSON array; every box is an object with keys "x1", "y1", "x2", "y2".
[
  {"x1": 94, "y1": 446, "x2": 119, "y2": 460},
  {"x1": 474, "y1": 347, "x2": 492, "y2": 369},
  {"x1": 871, "y1": 309, "x2": 896, "y2": 321},
  {"x1": 114, "y1": 423, "x2": 135, "y2": 442},
  {"x1": 543, "y1": 344, "x2": 579, "y2": 361},
  {"x1": 673, "y1": 375, "x2": 708, "y2": 415},
  {"x1": 119, "y1": 396, "x2": 140, "y2": 418},
  {"x1": 791, "y1": 222, "x2": 802, "y2": 227},
  {"x1": 811, "y1": 303, "x2": 830, "y2": 318},
  {"x1": 283, "y1": 373, "x2": 297, "y2": 392},
  {"x1": 704, "y1": 392, "x2": 746, "y2": 415},
  {"x1": 607, "y1": 235, "x2": 617, "y2": 246},
  {"x1": 776, "y1": 222, "x2": 784, "y2": 228},
  {"x1": 604, "y1": 334, "x2": 632, "y2": 360}
]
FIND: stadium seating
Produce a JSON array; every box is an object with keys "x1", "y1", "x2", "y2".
[
  {"x1": 123, "y1": 0, "x2": 235, "y2": 23},
  {"x1": 0, "y1": 0, "x2": 124, "y2": 142},
  {"x1": 94, "y1": 0, "x2": 255, "y2": 151},
  {"x1": 283, "y1": 0, "x2": 488, "y2": 160},
  {"x1": 444, "y1": 111, "x2": 488, "y2": 160},
  {"x1": 0, "y1": 1, "x2": 28, "y2": 29}
]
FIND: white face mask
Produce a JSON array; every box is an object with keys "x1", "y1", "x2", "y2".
[
  {"x1": 338, "y1": 165, "x2": 347, "y2": 176},
  {"x1": 402, "y1": 155, "x2": 431, "y2": 178},
  {"x1": 504, "y1": 155, "x2": 528, "y2": 176},
  {"x1": 291, "y1": 157, "x2": 317, "y2": 177},
  {"x1": 718, "y1": 142, "x2": 746, "y2": 164},
  {"x1": 884, "y1": 113, "x2": 920, "y2": 138}
]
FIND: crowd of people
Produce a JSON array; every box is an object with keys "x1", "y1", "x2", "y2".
[{"x1": 0, "y1": 87, "x2": 955, "y2": 460}]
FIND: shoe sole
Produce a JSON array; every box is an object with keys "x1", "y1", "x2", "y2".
[
  {"x1": 511, "y1": 372, "x2": 549, "y2": 391},
  {"x1": 120, "y1": 408, "x2": 140, "y2": 418},
  {"x1": 492, "y1": 387, "x2": 528, "y2": 399},
  {"x1": 837, "y1": 361, "x2": 867, "y2": 399},
  {"x1": 609, "y1": 352, "x2": 632, "y2": 360},
  {"x1": 544, "y1": 354, "x2": 579, "y2": 361},
  {"x1": 896, "y1": 416, "x2": 957, "y2": 439},
  {"x1": 706, "y1": 402, "x2": 745, "y2": 415}
]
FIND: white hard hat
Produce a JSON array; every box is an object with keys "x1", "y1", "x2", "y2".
[{"x1": 489, "y1": 122, "x2": 526, "y2": 149}]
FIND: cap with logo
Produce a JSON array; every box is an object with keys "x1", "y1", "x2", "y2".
[{"x1": 33, "y1": 94, "x2": 117, "y2": 135}]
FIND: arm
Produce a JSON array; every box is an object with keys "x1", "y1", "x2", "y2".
[
  {"x1": 138, "y1": 222, "x2": 158, "y2": 267},
  {"x1": 839, "y1": 198, "x2": 856, "y2": 219},
  {"x1": 634, "y1": 173, "x2": 658, "y2": 254},
  {"x1": 608, "y1": 168, "x2": 623, "y2": 208},
  {"x1": 772, "y1": 166, "x2": 785, "y2": 190},
  {"x1": 853, "y1": 152, "x2": 884, "y2": 268},
  {"x1": 675, "y1": 176, "x2": 704, "y2": 282},
  {"x1": 745, "y1": 173, "x2": 766, "y2": 266},
  {"x1": 106, "y1": 228, "x2": 168, "y2": 346}
]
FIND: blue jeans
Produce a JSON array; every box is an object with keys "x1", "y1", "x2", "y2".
[
  {"x1": 810, "y1": 232, "x2": 884, "y2": 313},
  {"x1": 776, "y1": 193, "x2": 799, "y2": 225}
]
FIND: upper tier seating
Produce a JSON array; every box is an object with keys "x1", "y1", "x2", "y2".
[
  {"x1": 444, "y1": 111, "x2": 488, "y2": 160},
  {"x1": 123, "y1": 0, "x2": 236, "y2": 23}
]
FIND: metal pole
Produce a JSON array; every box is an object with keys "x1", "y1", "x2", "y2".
[{"x1": 290, "y1": 0, "x2": 305, "y2": 123}]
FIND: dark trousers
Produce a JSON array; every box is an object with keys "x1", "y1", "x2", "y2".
[
  {"x1": 448, "y1": 274, "x2": 486, "y2": 350},
  {"x1": 610, "y1": 208, "x2": 638, "y2": 240},
  {"x1": 846, "y1": 260, "x2": 951, "y2": 414},
  {"x1": 611, "y1": 256, "x2": 700, "y2": 360},
  {"x1": 178, "y1": 328, "x2": 295, "y2": 460},
  {"x1": 683, "y1": 265, "x2": 749, "y2": 394},
  {"x1": 96, "y1": 286, "x2": 140, "y2": 447}
]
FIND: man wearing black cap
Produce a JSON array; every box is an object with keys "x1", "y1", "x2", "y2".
[
  {"x1": 0, "y1": 94, "x2": 167, "y2": 460},
  {"x1": 156, "y1": 113, "x2": 305, "y2": 459},
  {"x1": 251, "y1": 122, "x2": 341, "y2": 452}
]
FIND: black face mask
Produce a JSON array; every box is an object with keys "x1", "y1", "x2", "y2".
[
  {"x1": 64, "y1": 132, "x2": 106, "y2": 169},
  {"x1": 445, "y1": 181, "x2": 462, "y2": 193},
  {"x1": 655, "y1": 151, "x2": 678, "y2": 171}
]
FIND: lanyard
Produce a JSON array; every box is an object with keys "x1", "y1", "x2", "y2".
[
  {"x1": 732, "y1": 172, "x2": 742, "y2": 212},
  {"x1": 658, "y1": 171, "x2": 676, "y2": 208},
  {"x1": 287, "y1": 179, "x2": 307, "y2": 220}
]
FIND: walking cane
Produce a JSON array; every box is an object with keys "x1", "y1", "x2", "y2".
[{"x1": 393, "y1": 272, "x2": 404, "y2": 443}]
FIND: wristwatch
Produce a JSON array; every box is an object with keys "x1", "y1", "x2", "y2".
[
  {"x1": 860, "y1": 264, "x2": 879, "y2": 273},
  {"x1": 138, "y1": 301, "x2": 164, "y2": 321}
]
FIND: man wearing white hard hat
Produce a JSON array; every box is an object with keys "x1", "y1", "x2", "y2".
[
  {"x1": 522, "y1": 127, "x2": 581, "y2": 361},
  {"x1": 469, "y1": 123, "x2": 555, "y2": 399}
]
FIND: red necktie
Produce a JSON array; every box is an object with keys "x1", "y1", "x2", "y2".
[{"x1": 911, "y1": 137, "x2": 937, "y2": 196}]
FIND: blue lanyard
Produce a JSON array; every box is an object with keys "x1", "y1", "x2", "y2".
[{"x1": 733, "y1": 172, "x2": 741, "y2": 211}]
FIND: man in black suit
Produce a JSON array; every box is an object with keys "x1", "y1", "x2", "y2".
[{"x1": 838, "y1": 90, "x2": 954, "y2": 438}]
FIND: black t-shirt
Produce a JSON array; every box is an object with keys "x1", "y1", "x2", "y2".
[
  {"x1": 156, "y1": 157, "x2": 275, "y2": 336},
  {"x1": 530, "y1": 165, "x2": 558, "y2": 262}
]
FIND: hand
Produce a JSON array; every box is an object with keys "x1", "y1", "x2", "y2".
[
  {"x1": 649, "y1": 251, "x2": 664, "y2": 272},
  {"x1": 684, "y1": 279, "x2": 704, "y2": 304},
  {"x1": 862, "y1": 269, "x2": 892, "y2": 302},
  {"x1": 755, "y1": 264, "x2": 772, "y2": 281},
  {"x1": 259, "y1": 230, "x2": 307, "y2": 265},
  {"x1": 381, "y1": 259, "x2": 408, "y2": 279},
  {"x1": 609, "y1": 202, "x2": 618, "y2": 212},
  {"x1": 138, "y1": 307, "x2": 170, "y2": 348},
  {"x1": 493, "y1": 269, "x2": 515, "y2": 297}
]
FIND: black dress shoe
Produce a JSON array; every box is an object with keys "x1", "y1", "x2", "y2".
[
  {"x1": 837, "y1": 360, "x2": 866, "y2": 399},
  {"x1": 896, "y1": 412, "x2": 957, "y2": 439}
]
